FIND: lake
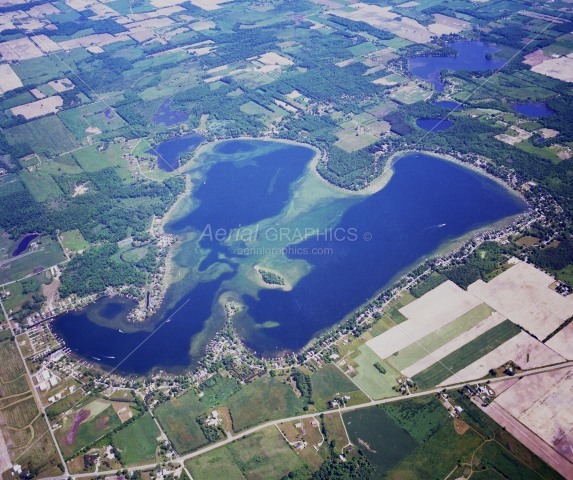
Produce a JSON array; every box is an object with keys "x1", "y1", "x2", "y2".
[
  {"x1": 416, "y1": 118, "x2": 452, "y2": 131},
  {"x1": 512, "y1": 102, "x2": 554, "y2": 118},
  {"x1": 409, "y1": 41, "x2": 504, "y2": 91},
  {"x1": 147, "y1": 132, "x2": 204, "y2": 172},
  {"x1": 433, "y1": 100, "x2": 464, "y2": 110},
  {"x1": 52, "y1": 139, "x2": 526, "y2": 375}
]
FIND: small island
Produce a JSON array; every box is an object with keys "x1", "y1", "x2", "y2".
[
  {"x1": 253, "y1": 265, "x2": 292, "y2": 291},
  {"x1": 259, "y1": 269, "x2": 285, "y2": 286}
]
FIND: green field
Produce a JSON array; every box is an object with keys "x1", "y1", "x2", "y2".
[
  {"x1": 5, "y1": 116, "x2": 79, "y2": 157},
  {"x1": 187, "y1": 426, "x2": 309, "y2": 480},
  {"x1": 59, "y1": 102, "x2": 127, "y2": 140},
  {"x1": 224, "y1": 376, "x2": 303, "y2": 432},
  {"x1": 112, "y1": 413, "x2": 159, "y2": 466},
  {"x1": 19, "y1": 169, "x2": 63, "y2": 202},
  {"x1": 72, "y1": 143, "x2": 133, "y2": 182},
  {"x1": 0, "y1": 174, "x2": 25, "y2": 197},
  {"x1": 387, "y1": 303, "x2": 495, "y2": 371},
  {"x1": 57, "y1": 404, "x2": 122, "y2": 458},
  {"x1": 0, "y1": 235, "x2": 66, "y2": 284},
  {"x1": 45, "y1": 389, "x2": 87, "y2": 420},
  {"x1": 60, "y1": 230, "x2": 90, "y2": 252},
  {"x1": 310, "y1": 364, "x2": 369, "y2": 409},
  {"x1": 155, "y1": 391, "x2": 208, "y2": 454},
  {"x1": 412, "y1": 320, "x2": 521, "y2": 389},
  {"x1": 343, "y1": 406, "x2": 418, "y2": 475},
  {"x1": 347, "y1": 344, "x2": 400, "y2": 400}
]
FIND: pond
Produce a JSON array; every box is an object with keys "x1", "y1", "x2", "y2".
[{"x1": 512, "y1": 102, "x2": 554, "y2": 118}]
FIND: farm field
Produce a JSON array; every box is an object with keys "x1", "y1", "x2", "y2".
[
  {"x1": 0, "y1": 338, "x2": 60, "y2": 477},
  {"x1": 224, "y1": 376, "x2": 303, "y2": 432},
  {"x1": 346, "y1": 344, "x2": 400, "y2": 400},
  {"x1": 154, "y1": 391, "x2": 208, "y2": 454},
  {"x1": 387, "y1": 303, "x2": 495, "y2": 372},
  {"x1": 112, "y1": 413, "x2": 160, "y2": 466},
  {"x1": 4, "y1": 116, "x2": 79, "y2": 157},
  {"x1": 440, "y1": 331, "x2": 565, "y2": 385},
  {"x1": 55, "y1": 402, "x2": 122, "y2": 458},
  {"x1": 367, "y1": 281, "x2": 482, "y2": 359},
  {"x1": 0, "y1": 235, "x2": 66, "y2": 284},
  {"x1": 467, "y1": 259, "x2": 573, "y2": 340},
  {"x1": 310, "y1": 364, "x2": 369, "y2": 409},
  {"x1": 412, "y1": 319, "x2": 521, "y2": 389},
  {"x1": 186, "y1": 426, "x2": 309, "y2": 480}
]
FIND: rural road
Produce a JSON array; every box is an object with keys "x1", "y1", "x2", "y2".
[{"x1": 55, "y1": 360, "x2": 573, "y2": 480}]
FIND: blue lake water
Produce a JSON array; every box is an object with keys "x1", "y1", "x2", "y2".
[
  {"x1": 52, "y1": 140, "x2": 526, "y2": 375},
  {"x1": 409, "y1": 41, "x2": 504, "y2": 91},
  {"x1": 152, "y1": 99, "x2": 189, "y2": 126},
  {"x1": 416, "y1": 118, "x2": 452, "y2": 131},
  {"x1": 512, "y1": 102, "x2": 554, "y2": 118},
  {"x1": 13, "y1": 233, "x2": 39, "y2": 256},
  {"x1": 433, "y1": 100, "x2": 464, "y2": 110},
  {"x1": 148, "y1": 133, "x2": 203, "y2": 172}
]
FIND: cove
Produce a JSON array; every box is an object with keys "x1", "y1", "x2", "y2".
[
  {"x1": 148, "y1": 132, "x2": 203, "y2": 172},
  {"x1": 52, "y1": 140, "x2": 527, "y2": 375},
  {"x1": 409, "y1": 41, "x2": 504, "y2": 91}
]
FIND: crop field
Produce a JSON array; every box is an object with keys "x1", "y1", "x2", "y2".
[
  {"x1": 60, "y1": 230, "x2": 89, "y2": 252},
  {"x1": 112, "y1": 413, "x2": 159, "y2": 466},
  {"x1": 494, "y1": 367, "x2": 573, "y2": 462},
  {"x1": 310, "y1": 364, "x2": 368, "y2": 408},
  {"x1": 59, "y1": 102, "x2": 127, "y2": 141},
  {"x1": 343, "y1": 406, "x2": 418, "y2": 475},
  {"x1": 323, "y1": 412, "x2": 348, "y2": 451},
  {"x1": 224, "y1": 376, "x2": 303, "y2": 432},
  {"x1": 0, "y1": 340, "x2": 28, "y2": 396},
  {"x1": 368, "y1": 281, "x2": 481, "y2": 359},
  {"x1": 347, "y1": 344, "x2": 400, "y2": 400},
  {"x1": 187, "y1": 426, "x2": 308, "y2": 480},
  {"x1": 56, "y1": 404, "x2": 122, "y2": 458},
  {"x1": 0, "y1": 236, "x2": 66, "y2": 285},
  {"x1": 468, "y1": 260, "x2": 573, "y2": 340},
  {"x1": 72, "y1": 143, "x2": 133, "y2": 183},
  {"x1": 154, "y1": 391, "x2": 208, "y2": 453},
  {"x1": 387, "y1": 303, "x2": 495, "y2": 371},
  {"x1": 443, "y1": 331, "x2": 565, "y2": 385},
  {"x1": 0, "y1": 338, "x2": 60, "y2": 476},
  {"x1": 19, "y1": 169, "x2": 63, "y2": 202},
  {"x1": 334, "y1": 128, "x2": 378, "y2": 153},
  {"x1": 412, "y1": 320, "x2": 521, "y2": 389},
  {"x1": 4, "y1": 116, "x2": 79, "y2": 157},
  {"x1": 402, "y1": 311, "x2": 506, "y2": 378}
]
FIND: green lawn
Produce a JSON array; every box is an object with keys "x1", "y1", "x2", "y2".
[
  {"x1": 186, "y1": 426, "x2": 309, "y2": 480},
  {"x1": 224, "y1": 376, "x2": 303, "y2": 432},
  {"x1": 112, "y1": 413, "x2": 159, "y2": 466},
  {"x1": 412, "y1": 320, "x2": 521, "y2": 389}
]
